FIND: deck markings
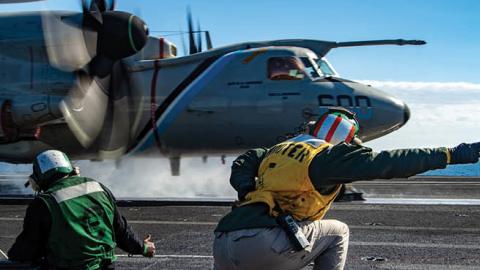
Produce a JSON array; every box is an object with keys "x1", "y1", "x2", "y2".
[
  {"x1": 2, "y1": 217, "x2": 480, "y2": 234},
  {"x1": 0, "y1": 249, "x2": 7, "y2": 259}
]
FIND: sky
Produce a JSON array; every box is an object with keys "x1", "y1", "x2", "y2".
[
  {"x1": 0, "y1": 0, "x2": 479, "y2": 191},
  {"x1": 1, "y1": 0, "x2": 479, "y2": 82}
]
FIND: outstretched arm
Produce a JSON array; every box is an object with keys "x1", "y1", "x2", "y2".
[{"x1": 310, "y1": 142, "x2": 480, "y2": 188}]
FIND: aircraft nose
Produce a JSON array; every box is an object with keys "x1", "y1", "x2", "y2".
[
  {"x1": 403, "y1": 103, "x2": 411, "y2": 126},
  {"x1": 384, "y1": 96, "x2": 410, "y2": 128},
  {"x1": 355, "y1": 86, "x2": 411, "y2": 141}
]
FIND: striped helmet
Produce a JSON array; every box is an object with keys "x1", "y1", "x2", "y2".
[
  {"x1": 32, "y1": 150, "x2": 73, "y2": 184},
  {"x1": 309, "y1": 108, "x2": 359, "y2": 145}
]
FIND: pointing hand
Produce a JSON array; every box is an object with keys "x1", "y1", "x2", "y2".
[
  {"x1": 448, "y1": 142, "x2": 480, "y2": 165},
  {"x1": 143, "y1": 234, "x2": 156, "y2": 258}
]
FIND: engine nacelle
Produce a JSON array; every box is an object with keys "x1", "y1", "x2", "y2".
[
  {"x1": 0, "y1": 96, "x2": 62, "y2": 143},
  {"x1": 127, "y1": 37, "x2": 178, "y2": 61}
]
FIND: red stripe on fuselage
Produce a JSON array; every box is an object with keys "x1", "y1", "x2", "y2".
[
  {"x1": 159, "y1": 38, "x2": 164, "y2": 59},
  {"x1": 131, "y1": 56, "x2": 220, "y2": 151},
  {"x1": 149, "y1": 40, "x2": 163, "y2": 153}
]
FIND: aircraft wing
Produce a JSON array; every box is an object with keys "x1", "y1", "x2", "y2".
[
  {"x1": 223, "y1": 39, "x2": 426, "y2": 58},
  {"x1": 126, "y1": 38, "x2": 426, "y2": 73},
  {"x1": 177, "y1": 38, "x2": 427, "y2": 60},
  {"x1": 0, "y1": 0, "x2": 44, "y2": 3}
]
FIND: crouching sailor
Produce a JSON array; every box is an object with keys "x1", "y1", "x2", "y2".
[
  {"x1": 8, "y1": 150, "x2": 155, "y2": 269},
  {"x1": 213, "y1": 108, "x2": 480, "y2": 270}
]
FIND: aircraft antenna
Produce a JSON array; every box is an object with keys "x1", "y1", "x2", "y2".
[
  {"x1": 187, "y1": 7, "x2": 197, "y2": 54},
  {"x1": 205, "y1": 31, "x2": 213, "y2": 50},
  {"x1": 196, "y1": 19, "x2": 203, "y2": 53}
]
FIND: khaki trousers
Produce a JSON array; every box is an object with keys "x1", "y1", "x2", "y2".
[{"x1": 213, "y1": 219, "x2": 349, "y2": 270}]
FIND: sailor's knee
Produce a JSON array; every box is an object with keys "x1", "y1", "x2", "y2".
[
  {"x1": 341, "y1": 223, "x2": 349, "y2": 245},
  {"x1": 339, "y1": 221, "x2": 349, "y2": 238},
  {"x1": 326, "y1": 220, "x2": 349, "y2": 240}
]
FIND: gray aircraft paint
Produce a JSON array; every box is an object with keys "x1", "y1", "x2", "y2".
[{"x1": 0, "y1": 10, "x2": 414, "y2": 175}]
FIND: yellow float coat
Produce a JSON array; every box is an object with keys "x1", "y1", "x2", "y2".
[{"x1": 242, "y1": 135, "x2": 342, "y2": 221}]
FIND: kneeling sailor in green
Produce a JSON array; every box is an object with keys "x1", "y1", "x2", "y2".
[{"x1": 8, "y1": 150, "x2": 155, "y2": 269}]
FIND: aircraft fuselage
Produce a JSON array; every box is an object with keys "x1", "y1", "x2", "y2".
[{"x1": 0, "y1": 11, "x2": 411, "y2": 164}]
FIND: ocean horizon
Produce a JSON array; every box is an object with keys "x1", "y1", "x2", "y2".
[
  {"x1": 422, "y1": 162, "x2": 480, "y2": 177},
  {"x1": 0, "y1": 161, "x2": 479, "y2": 177}
]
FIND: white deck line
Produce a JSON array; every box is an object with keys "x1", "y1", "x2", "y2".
[
  {"x1": 113, "y1": 255, "x2": 480, "y2": 270},
  {"x1": 365, "y1": 198, "x2": 480, "y2": 205},
  {"x1": 350, "y1": 241, "x2": 480, "y2": 249},
  {"x1": 0, "y1": 249, "x2": 7, "y2": 259},
  {"x1": 115, "y1": 237, "x2": 480, "y2": 256},
  {"x1": 116, "y1": 254, "x2": 213, "y2": 259},
  {"x1": 3, "y1": 217, "x2": 480, "y2": 233}
]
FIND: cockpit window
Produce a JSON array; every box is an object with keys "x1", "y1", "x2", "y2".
[
  {"x1": 268, "y1": 57, "x2": 306, "y2": 80},
  {"x1": 300, "y1": 57, "x2": 321, "y2": 79},
  {"x1": 316, "y1": 58, "x2": 336, "y2": 77}
]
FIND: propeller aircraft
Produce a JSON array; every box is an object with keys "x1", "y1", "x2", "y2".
[{"x1": 0, "y1": 0, "x2": 423, "y2": 175}]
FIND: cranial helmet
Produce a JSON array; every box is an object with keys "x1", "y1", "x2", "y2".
[
  {"x1": 31, "y1": 150, "x2": 73, "y2": 189},
  {"x1": 309, "y1": 107, "x2": 359, "y2": 145}
]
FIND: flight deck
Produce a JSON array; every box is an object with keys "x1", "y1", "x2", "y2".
[{"x1": 1, "y1": 176, "x2": 480, "y2": 270}]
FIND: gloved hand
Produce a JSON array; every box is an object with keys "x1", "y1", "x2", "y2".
[
  {"x1": 143, "y1": 234, "x2": 156, "y2": 258},
  {"x1": 448, "y1": 142, "x2": 480, "y2": 165}
]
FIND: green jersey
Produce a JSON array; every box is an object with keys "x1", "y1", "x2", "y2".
[{"x1": 39, "y1": 176, "x2": 116, "y2": 270}]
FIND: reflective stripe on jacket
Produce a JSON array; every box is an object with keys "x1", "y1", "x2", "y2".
[{"x1": 241, "y1": 135, "x2": 341, "y2": 221}]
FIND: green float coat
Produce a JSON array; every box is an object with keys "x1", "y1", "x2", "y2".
[{"x1": 39, "y1": 176, "x2": 116, "y2": 269}]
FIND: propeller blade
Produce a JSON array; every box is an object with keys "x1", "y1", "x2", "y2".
[
  {"x1": 205, "y1": 31, "x2": 213, "y2": 50},
  {"x1": 109, "y1": 0, "x2": 116, "y2": 10},
  {"x1": 81, "y1": 0, "x2": 105, "y2": 26},
  {"x1": 59, "y1": 74, "x2": 110, "y2": 148},
  {"x1": 41, "y1": 0, "x2": 103, "y2": 72},
  {"x1": 41, "y1": 11, "x2": 95, "y2": 71},
  {"x1": 83, "y1": 0, "x2": 115, "y2": 12},
  {"x1": 180, "y1": 27, "x2": 187, "y2": 56},
  {"x1": 48, "y1": 1, "x2": 148, "y2": 149},
  {"x1": 187, "y1": 7, "x2": 197, "y2": 54},
  {"x1": 88, "y1": 1, "x2": 103, "y2": 25},
  {"x1": 98, "y1": 62, "x2": 130, "y2": 158},
  {"x1": 81, "y1": 0, "x2": 89, "y2": 12},
  {"x1": 196, "y1": 20, "x2": 202, "y2": 53},
  {"x1": 60, "y1": 11, "x2": 148, "y2": 146}
]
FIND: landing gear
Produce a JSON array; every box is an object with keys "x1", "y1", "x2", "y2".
[{"x1": 169, "y1": 156, "x2": 180, "y2": 176}]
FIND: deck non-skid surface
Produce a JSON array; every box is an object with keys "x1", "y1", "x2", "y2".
[
  {"x1": 0, "y1": 177, "x2": 480, "y2": 269},
  {"x1": 1, "y1": 203, "x2": 480, "y2": 269}
]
